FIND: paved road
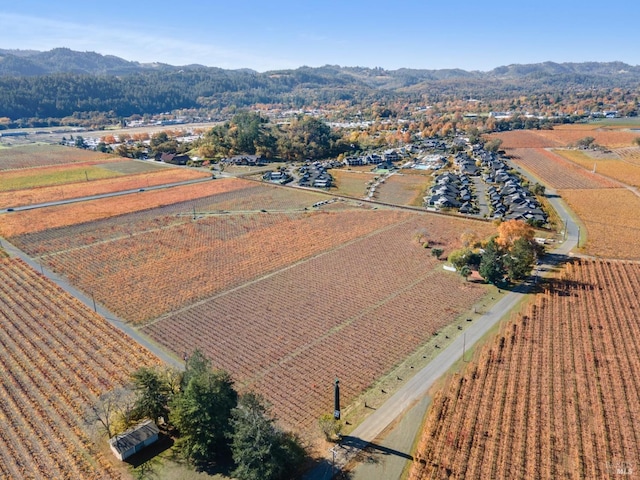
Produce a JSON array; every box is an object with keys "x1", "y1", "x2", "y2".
[{"x1": 305, "y1": 192, "x2": 580, "y2": 480}]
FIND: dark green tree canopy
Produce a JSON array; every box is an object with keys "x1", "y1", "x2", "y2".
[{"x1": 229, "y1": 393, "x2": 305, "y2": 480}]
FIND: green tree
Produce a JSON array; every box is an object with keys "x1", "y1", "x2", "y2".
[
  {"x1": 170, "y1": 367, "x2": 237, "y2": 465},
  {"x1": 459, "y1": 265, "x2": 472, "y2": 281},
  {"x1": 278, "y1": 115, "x2": 332, "y2": 161},
  {"x1": 484, "y1": 138, "x2": 503, "y2": 153},
  {"x1": 479, "y1": 238, "x2": 504, "y2": 284},
  {"x1": 431, "y1": 247, "x2": 444, "y2": 260},
  {"x1": 229, "y1": 392, "x2": 305, "y2": 480},
  {"x1": 503, "y1": 236, "x2": 536, "y2": 281},
  {"x1": 448, "y1": 248, "x2": 473, "y2": 270},
  {"x1": 130, "y1": 367, "x2": 170, "y2": 424}
]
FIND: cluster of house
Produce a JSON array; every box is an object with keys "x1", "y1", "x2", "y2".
[
  {"x1": 221, "y1": 154, "x2": 269, "y2": 166},
  {"x1": 262, "y1": 169, "x2": 293, "y2": 184},
  {"x1": 482, "y1": 156, "x2": 547, "y2": 224},
  {"x1": 298, "y1": 163, "x2": 333, "y2": 188},
  {"x1": 343, "y1": 149, "x2": 400, "y2": 169},
  {"x1": 424, "y1": 172, "x2": 477, "y2": 214}
]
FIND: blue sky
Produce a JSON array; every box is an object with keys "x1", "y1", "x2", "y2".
[{"x1": 1, "y1": 1, "x2": 639, "y2": 72}]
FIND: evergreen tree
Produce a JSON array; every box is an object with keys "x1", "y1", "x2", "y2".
[
  {"x1": 479, "y1": 237, "x2": 504, "y2": 284},
  {"x1": 229, "y1": 393, "x2": 305, "y2": 480},
  {"x1": 130, "y1": 367, "x2": 170, "y2": 424},
  {"x1": 171, "y1": 357, "x2": 237, "y2": 465},
  {"x1": 503, "y1": 236, "x2": 536, "y2": 281}
]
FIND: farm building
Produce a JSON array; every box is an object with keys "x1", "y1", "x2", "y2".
[{"x1": 109, "y1": 419, "x2": 159, "y2": 461}]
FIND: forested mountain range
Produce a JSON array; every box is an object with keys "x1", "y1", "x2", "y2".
[{"x1": 1, "y1": 48, "x2": 639, "y2": 125}]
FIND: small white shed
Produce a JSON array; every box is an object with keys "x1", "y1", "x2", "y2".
[{"x1": 109, "y1": 419, "x2": 159, "y2": 461}]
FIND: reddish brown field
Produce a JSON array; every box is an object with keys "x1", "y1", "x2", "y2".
[
  {"x1": 490, "y1": 130, "x2": 563, "y2": 149},
  {"x1": 558, "y1": 188, "x2": 640, "y2": 259},
  {"x1": 410, "y1": 259, "x2": 640, "y2": 480},
  {"x1": 0, "y1": 144, "x2": 117, "y2": 170},
  {"x1": 494, "y1": 125, "x2": 640, "y2": 150},
  {"x1": 0, "y1": 257, "x2": 160, "y2": 479},
  {"x1": 537, "y1": 125, "x2": 640, "y2": 148},
  {"x1": 141, "y1": 215, "x2": 494, "y2": 433},
  {"x1": 39, "y1": 209, "x2": 412, "y2": 323},
  {"x1": 508, "y1": 148, "x2": 619, "y2": 189},
  {"x1": 0, "y1": 167, "x2": 210, "y2": 208},
  {"x1": 0, "y1": 177, "x2": 262, "y2": 237}
]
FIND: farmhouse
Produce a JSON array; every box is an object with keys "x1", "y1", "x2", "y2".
[{"x1": 109, "y1": 420, "x2": 159, "y2": 461}]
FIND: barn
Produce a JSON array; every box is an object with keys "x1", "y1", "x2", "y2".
[{"x1": 109, "y1": 419, "x2": 160, "y2": 461}]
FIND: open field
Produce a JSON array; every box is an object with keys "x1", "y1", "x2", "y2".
[
  {"x1": 375, "y1": 172, "x2": 431, "y2": 206},
  {"x1": 140, "y1": 214, "x2": 494, "y2": 433},
  {"x1": 0, "y1": 143, "x2": 117, "y2": 170},
  {"x1": 0, "y1": 257, "x2": 160, "y2": 479},
  {"x1": 410, "y1": 258, "x2": 640, "y2": 479},
  {"x1": 541, "y1": 124, "x2": 640, "y2": 148},
  {"x1": 552, "y1": 149, "x2": 640, "y2": 187},
  {"x1": 558, "y1": 188, "x2": 640, "y2": 259},
  {"x1": 507, "y1": 148, "x2": 619, "y2": 189},
  {"x1": 331, "y1": 168, "x2": 376, "y2": 197}
]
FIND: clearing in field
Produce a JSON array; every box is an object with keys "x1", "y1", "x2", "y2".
[
  {"x1": 0, "y1": 257, "x2": 160, "y2": 479},
  {"x1": 558, "y1": 188, "x2": 640, "y2": 259},
  {"x1": 410, "y1": 259, "x2": 640, "y2": 480},
  {"x1": 507, "y1": 148, "x2": 619, "y2": 189},
  {"x1": 331, "y1": 168, "x2": 376, "y2": 197},
  {"x1": 552, "y1": 149, "x2": 640, "y2": 187},
  {"x1": 375, "y1": 171, "x2": 431, "y2": 206}
]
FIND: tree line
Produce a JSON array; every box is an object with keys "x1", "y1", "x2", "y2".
[{"x1": 1, "y1": 61, "x2": 639, "y2": 128}]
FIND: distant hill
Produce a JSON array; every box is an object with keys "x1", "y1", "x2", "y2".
[{"x1": 0, "y1": 48, "x2": 638, "y2": 123}]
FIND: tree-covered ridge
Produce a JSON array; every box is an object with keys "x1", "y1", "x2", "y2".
[{"x1": 1, "y1": 48, "x2": 639, "y2": 125}]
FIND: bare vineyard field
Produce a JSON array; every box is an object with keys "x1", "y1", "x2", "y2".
[
  {"x1": 538, "y1": 124, "x2": 640, "y2": 148},
  {"x1": 552, "y1": 149, "x2": 640, "y2": 187},
  {"x1": 558, "y1": 188, "x2": 640, "y2": 259},
  {"x1": 141, "y1": 215, "x2": 494, "y2": 432},
  {"x1": 0, "y1": 177, "x2": 265, "y2": 236},
  {"x1": 0, "y1": 167, "x2": 210, "y2": 209},
  {"x1": 507, "y1": 148, "x2": 619, "y2": 189},
  {"x1": 490, "y1": 130, "x2": 563, "y2": 149},
  {"x1": 0, "y1": 257, "x2": 160, "y2": 479},
  {"x1": 410, "y1": 258, "x2": 640, "y2": 480},
  {"x1": 0, "y1": 143, "x2": 118, "y2": 170}
]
